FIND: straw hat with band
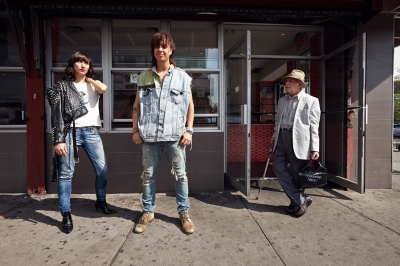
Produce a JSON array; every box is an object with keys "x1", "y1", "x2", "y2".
[{"x1": 281, "y1": 69, "x2": 306, "y2": 88}]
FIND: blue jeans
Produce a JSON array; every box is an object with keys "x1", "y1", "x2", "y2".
[
  {"x1": 57, "y1": 127, "x2": 108, "y2": 213},
  {"x1": 141, "y1": 140, "x2": 190, "y2": 215}
]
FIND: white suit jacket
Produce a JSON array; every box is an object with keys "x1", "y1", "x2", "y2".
[{"x1": 272, "y1": 90, "x2": 321, "y2": 160}]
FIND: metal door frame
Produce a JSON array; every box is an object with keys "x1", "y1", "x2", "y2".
[
  {"x1": 321, "y1": 33, "x2": 366, "y2": 193},
  {"x1": 224, "y1": 30, "x2": 252, "y2": 197}
]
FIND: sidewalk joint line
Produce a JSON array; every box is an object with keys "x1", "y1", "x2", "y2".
[
  {"x1": 237, "y1": 193, "x2": 287, "y2": 266},
  {"x1": 107, "y1": 213, "x2": 139, "y2": 266},
  {"x1": 316, "y1": 190, "x2": 400, "y2": 236}
]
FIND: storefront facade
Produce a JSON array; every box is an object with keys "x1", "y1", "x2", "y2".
[{"x1": 0, "y1": 0, "x2": 398, "y2": 195}]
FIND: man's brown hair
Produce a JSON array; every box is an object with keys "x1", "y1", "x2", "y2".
[{"x1": 150, "y1": 31, "x2": 176, "y2": 67}]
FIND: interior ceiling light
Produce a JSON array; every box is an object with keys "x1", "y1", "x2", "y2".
[
  {"x1": 197, "y1": 12, "x2": 218, "y2": 15},
  {"x1": 281, "y1": 33, "x2": 285, "y2": 36}
]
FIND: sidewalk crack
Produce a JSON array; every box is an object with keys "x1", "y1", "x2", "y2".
[
  {"x1": 107, "y1": 212, "x2": 140, "y2": 266},
  {"x1": 236, "y1": 193, "x2": 287, "y2": 266}
]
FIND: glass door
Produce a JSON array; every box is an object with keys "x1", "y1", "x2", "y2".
[
  {"x1": 224, "y1": 31, "x2": 252, "y2": 197},
  {"x1": 321, "y1": 33, "x2": 366, "y2": 193}
]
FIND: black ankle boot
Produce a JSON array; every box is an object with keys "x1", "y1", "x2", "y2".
[
  {"x1": 61, "y1": 212, "x2": 73, "y2": 234},
  {"x1": 95, "y1": 200, "x2": 117, "y2": 214}
]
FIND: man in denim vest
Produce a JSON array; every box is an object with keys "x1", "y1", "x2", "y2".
[{"x1": 132, "y1": 32, "x2": 195, "y2": 234}]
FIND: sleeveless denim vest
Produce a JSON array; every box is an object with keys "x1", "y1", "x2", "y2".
[{"x1": 138, "y1": 65, "x2": 192, "y2": 142}]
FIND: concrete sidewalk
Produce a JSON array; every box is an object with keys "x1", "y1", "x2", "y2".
[{"x1": 1, "y1": 162, "x2": 400, "y2": 265}]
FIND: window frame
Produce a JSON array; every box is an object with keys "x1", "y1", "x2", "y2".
[
  {"x1": 46, "y1": 18, "x2": 223, "y2": 133},
  {"x1": 0, "y1": 68, "x2": 26, "y2": 131}
]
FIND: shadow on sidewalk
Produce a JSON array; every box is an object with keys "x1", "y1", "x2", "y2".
[
  {"x1": 252, "y1": 180, "x2": 354, "y2": 201},
  {"x1": 0, "y1": 195, "x2": 141, "y2": 233},
  {"x1": 189, "y1": 180, "x2": 354, "y2": 216},
  {"x1": 189, "y1": 190, "x2": 289, "y2": 216}
]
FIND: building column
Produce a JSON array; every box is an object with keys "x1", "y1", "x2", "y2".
[
  {"x1": 26, "y1": 11, "x2": 45, "y2": 194},
  {"x1": 360, "y1": 13, "x2": 394, "y2": 188}
]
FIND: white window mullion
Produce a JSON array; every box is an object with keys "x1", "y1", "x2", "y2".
[{"x1": 101, "y1": 19, "x2": 112, "y2": 132}]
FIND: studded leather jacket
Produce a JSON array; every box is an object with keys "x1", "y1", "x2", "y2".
[{"x1": 46, "y1": 79, "x2": 88, "y2": 144}]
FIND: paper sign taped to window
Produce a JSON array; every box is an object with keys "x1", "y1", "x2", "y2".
[{"x1": 130, "y1": 74, "x2": 138, "y2": 83}]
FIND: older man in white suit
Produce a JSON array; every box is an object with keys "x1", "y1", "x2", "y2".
[{"x1": 272, "y1": 69, "x2": 321, "y2": 217}]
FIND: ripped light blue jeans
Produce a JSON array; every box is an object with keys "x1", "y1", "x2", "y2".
[
  {"x1": 141, "y1": 140, "x2": 190, "y2": 215},
  {"x1": 57, "y1": 127, "x2": 108, "y2": 213}
]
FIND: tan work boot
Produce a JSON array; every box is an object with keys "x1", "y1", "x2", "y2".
[
  {"x1": 134, "y1": 212, "x2": 154, "y2": 233},
  {"x1": 179, "y1": 213, "x2": 195, "y2": 234}
]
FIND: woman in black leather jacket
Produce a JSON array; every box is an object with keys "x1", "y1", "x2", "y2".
[{"x1": 46, "y1": 51, "x2": 116, "y2": 234}]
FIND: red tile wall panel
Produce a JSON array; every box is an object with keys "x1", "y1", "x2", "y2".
[
  {"x1": 227, "y1": 80, "x2": 276, "y2": 163},
  {"x1": 251, "y1": 124, "x2": 275, "y2": 162},
  {"x1": 227, "y1": 124, "x2": 275, "y2": 162},
  {"x1": 227, "y1": 125, "x2": 246, "y2": 162}
]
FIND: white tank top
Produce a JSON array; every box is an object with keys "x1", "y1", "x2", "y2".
[{"x1": 73, "y1": 81, "x2": 101, "y2": 127}]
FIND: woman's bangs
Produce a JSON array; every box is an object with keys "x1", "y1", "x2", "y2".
[{"x1": 75, "y1": 54, "x2": 90, "y2": 64}]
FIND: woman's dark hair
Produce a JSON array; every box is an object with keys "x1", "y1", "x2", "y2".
[
  {"x1": 64, "y1": 51, "x2": 94, "y2": 80},
  {"x1": 150, "y1": 32, "x2": 176, "y2": 67}
]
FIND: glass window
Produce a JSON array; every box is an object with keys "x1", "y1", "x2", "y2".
[
  {"x1": 0, "y1": 72, "x2": 26, "y2": 125},
  {"x1": 189, "y1": 72, "x2": 219, "y2": 113},
  {"x1": 111, "y1": 71, "x2": 219, "y2": 129},
  {"x1": 111, "y1": 20, "x2": 220, "y2": 130},
  {"x1": 194, "y1": 116, "x2": 217, "y2": 127},
  {"x1": 0, "y1": 11, "x2": 22, "y2": 67},
  {"x1": 112, "y1": 20, "x2": 160, "y2": 68},
  {"x1": 189, "y1": 72, "x2": 219, "y2": 128},
  {"x1": 171, "y1": 21, "x2": 218, "y2": 69},
  {"x1": 52, "y1": 18, "x2": 102, "y2": 68},
  {"x1": 112, "y1": 71, "x2": 138, "y2": 129}
]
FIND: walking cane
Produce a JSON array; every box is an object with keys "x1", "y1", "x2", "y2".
[{"x1": 256, "y1": 140, "x2": 275, "y2": 200}]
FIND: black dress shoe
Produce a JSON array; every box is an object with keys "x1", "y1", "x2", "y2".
[
  {"x1": 295, "y1": 196, "x2": 313, "y2": 217},
  {"x1": 95, "y1": 200, "x2": 117, "y2": 214},
  {"x1": 287, "y1": 196, "x2": 313, "y2": 214},
  {"x1": 61, "y1": 212, "x2": 73, "y2": 234},
  {"x1": 286, "y1": 203, "x2": 297, "y2": 214}
]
